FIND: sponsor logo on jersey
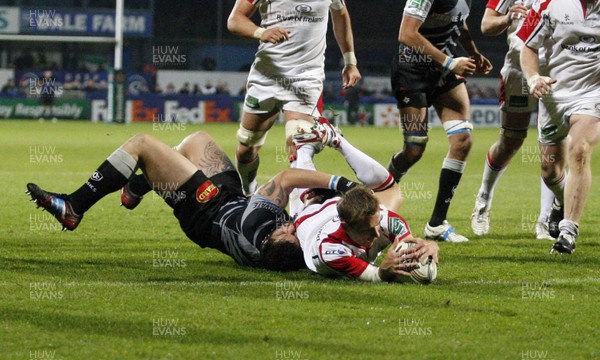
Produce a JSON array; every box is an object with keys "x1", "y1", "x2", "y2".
[
  {"x1": 324, "y1": 248, "x2": 347, "y2": 255},
  {"x1": 509, "y1": 95, "x2": 529, "y2": 107},
  {"x1": 91, "y1": 171, "x2": 103, "y2": 181},
  {"x1": 295, "y1": 4, "x2": 312, "y2": 13},
  {"x1": 196, "y1": 180, "x2": 219, "y2": 203},
  {"x1": 540, "y1": 125, "x2": 558, "y2": 139},
  {"x1": 560, "y1": 43, "x2": 600, "y2": 53},
  {"x1": 252, "y1": 200, "x2": 281, "y2": 213},
  {"x1": 407, "y1": 0, "x2": 427, "y2": 9},
  {"x1": 245, "y1": 95, "x2": 260, "y2": 109},
  {"x1": 276, "y1": 13, "x2": 325, "y2": 23},
  {"x1": 429, "y1": 12, "x2": 465, "y2": 23},
  {"x1": 579, "y1": 36, "x2": 597, "y2": 44},
  {"x1": 389, "y1": 217, "x2": 406, "y2": 237}
]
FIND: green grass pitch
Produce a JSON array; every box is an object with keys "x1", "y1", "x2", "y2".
[{"x1": 1, "y1": 120, "x2": 599, "y2": 359}]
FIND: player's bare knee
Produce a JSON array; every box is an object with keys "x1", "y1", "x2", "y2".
[
  {"x1": 541, "y1": 162, "x2": 561, "y2": 182},
  {"x1": 129, "y1": 133, "x2": 154, "y2": 147},
  {"x1": 569, "y1": 141, "x2": 591, "y2": 165},
  {"x1": 450, "y1": 133, "x2": 472, "y2": 154},
  {"x1": 190, "y1": 130, "x2": 210, "y2": 138},
  {"x1": 500, "y1": 127, "x2": 527, "y2": 150},
  {"x1": 237, "y1": 125, "x2": 268, "y2": 148},
  {"x1": 402, "y1": 133, "x2": 428, "y2": 164}
]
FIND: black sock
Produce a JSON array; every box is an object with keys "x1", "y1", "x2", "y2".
[
  {"x1": 128, "y1": 173, "x2": 152, "y2": 197},
  {"x1": 429, "y1": 168, "x2": 462, "y2": 227},
  {"x1": 69, "y1": 149, "x2": 137, "y2": 214}
]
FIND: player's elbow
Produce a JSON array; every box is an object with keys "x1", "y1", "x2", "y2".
[
  {"x1": 226, "y1": 14, "x2": 240, "y2": 34},
  {"x1": 480, "y1": 22, "x2": 494, "y2": 36},
  {"x1": 273, "y1": 169, "x2": 294, "y2": 193},
  {"x1": 398, "y1": 31, "x2": 417, "y2": 47}
]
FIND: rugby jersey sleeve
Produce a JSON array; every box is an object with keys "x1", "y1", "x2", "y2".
[
  {"x1": 379, "y1": 208, "x2": 412, "y2": 242},
  {"x1": 403, "y1": 0, "x2": 433, "y2": 22},
  {"x1": 486, "y1": 0, "x2": 511, "y2": 15},
  {"x1": 330, "y1": 0, "x2": 346, "y2": 11},
  {"x1": 319, "y1": 240, "x2": 371, "y2": 279},
  {"x1": 517, "y1": 0, "x2": 552, "y2": 49}
]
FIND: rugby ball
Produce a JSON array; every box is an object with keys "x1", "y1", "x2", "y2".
[{"x1": 394, "y1": 241, "x2": 437, "y2": 285}]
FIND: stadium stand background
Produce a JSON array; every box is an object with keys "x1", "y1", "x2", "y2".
[{"x1": 0, "y1": 0, "x2": 507, "y2": 124}]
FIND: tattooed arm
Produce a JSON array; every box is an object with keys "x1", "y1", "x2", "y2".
[{"x1": 256, "y1": 169, "x2": 357, "y2": 208}]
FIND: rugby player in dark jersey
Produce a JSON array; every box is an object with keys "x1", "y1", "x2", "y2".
[
  {"x1": 26, "y1": 131, "x2": 358, "y2": 271},
  {"x1": 388, "y1": 0, "x2": 493, "y2": 243}
]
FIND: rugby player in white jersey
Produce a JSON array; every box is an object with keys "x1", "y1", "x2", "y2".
[
  {"x1": 290, "y1": 120, "x2": 440, "y2": 282},
  {"x1": 387, "y1": 0, "x2": 493, "y2": 243},
  {"x1": 471, "y1": 0, "x2": 554, "y2": 240},
  {"x1": 227, "y1": 0, "x2": 361, "y2": 195},
  {"x1": 519, "y1": 0, "x2": 600, "y2": 254}
]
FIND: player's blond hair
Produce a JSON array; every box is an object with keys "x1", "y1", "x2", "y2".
[{"x1": 337, "y1": 186, "x2": 379, "y2": 231}]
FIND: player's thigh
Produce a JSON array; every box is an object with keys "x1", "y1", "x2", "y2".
[
  {"x1": 283, "y1": 111, "x2": 313, "y2": 122},
  {"x1": 374, "y1": 184, "x2": 404, "y2": 212},
  {"x1": 432, "y1": 83, "x2": 470, "y2": 121},
  {"x1": 122, "y1": 133, "x2": 197, "y2": 191},
  {"x1": 502, "y1": 111, "x2": 531, "y2": 129},
  {"x1": 242, "y1": 70, "x2": 285, "y2": 131},
  {"x1": 241, "y1": 110, "x2": 279, "y2": 131},
  {"x1": 568, "y1": 114, "x2": 600, "y2": 153},
  {"x1": 175, "y1": 131, "x2": 236, "y2": 178},
  {"x1": 399, "y1": 106, "x2": 428, "y2": 135}
]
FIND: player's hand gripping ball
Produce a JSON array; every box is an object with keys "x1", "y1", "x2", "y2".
[{"x1": 395, "y1": 241, "x2": 438, "y2": 285}]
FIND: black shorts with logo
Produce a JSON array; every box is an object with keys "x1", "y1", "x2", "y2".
[
  {"x1": 391, "y1": 45, "x2": 465, "y2": 109},
  {"x1": 173, "y1": 170, "x2": 244, "y2": 250}
]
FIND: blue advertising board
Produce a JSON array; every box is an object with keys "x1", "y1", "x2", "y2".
[{"x1": 20, "y1": 8, "x2": 152, "y2": 37}]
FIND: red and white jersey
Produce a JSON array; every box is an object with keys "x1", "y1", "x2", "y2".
[
  {"x1": 294, "y1": 197, "x2": 411, "y2": 281},
  {"x1": 486, "y1": 0, "x2": 536, "y2": 69},
  {"x1": 248, "y1": 0, "x2": 346, "y2": 78},
  {"x1": 517, "y1": 0, "x2": 600, "y2": 100}
]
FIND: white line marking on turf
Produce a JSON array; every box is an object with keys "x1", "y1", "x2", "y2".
[{"x1": 457, "y1": 277, "x2": 600, "y2": 285}]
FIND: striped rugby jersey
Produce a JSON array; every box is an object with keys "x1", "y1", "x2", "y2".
[
  {"x1": 294, "y1": 197, "x2": 411, "y2": 280},
  {"x1": 213, "y1": 195, "x2": 289, "y2": 267},
  {"x1": 248, "y1": 0, "x2": 346, "y2": 77},
  {"x1": 517, "y1": 0, "x2": 600, "y2": 100},
  {"x1": 402, "y1": 0, "x2": 471, "y2": 56}
]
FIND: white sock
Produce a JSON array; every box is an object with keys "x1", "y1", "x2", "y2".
[
  {"x1": 477, "y1": 152, "x2": 506, "y2": 202},
  {"x1": 336, "y1": 137, "x2": 393, "y2": 190},
  {"x1": 538, "y1": 177, "x2": 554, "y2": 223},
  {"x1": 559, "y1": 219, "x2": 579, "y2": 237},
  {"x1": 289, "y1": 145, "x2": 316, "y2": 216}
]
